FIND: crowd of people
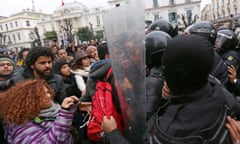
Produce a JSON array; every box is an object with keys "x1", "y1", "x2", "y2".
[{"x1": 0, "y1": 19, "x2": 239, "y2": 144}]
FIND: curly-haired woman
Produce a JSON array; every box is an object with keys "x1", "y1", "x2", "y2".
[{"x1": 0, "y1": 79, "x2": 81, "y2": 144}]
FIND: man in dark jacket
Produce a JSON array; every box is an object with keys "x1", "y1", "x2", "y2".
[
  {"x1": 102, "y1": 34, "x2": 240, "y2": 144},
  {"x1": 0, "y1": 54, "x2": 16, "y2": 144},
  {"x1": 11, "y1": 47, "x2": 66, "y2": 104},
  {"x1": 81, "y1": 42, "x2": 121, "y2": 144}
]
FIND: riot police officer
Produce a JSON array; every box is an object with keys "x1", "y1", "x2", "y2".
[
  {"x1": 188, "y1": 21, "x2": 229, "y2": 85},
  {"x1": 215, "y1": 29, "x2": 240, "y2": 96},
  {"x1": 102, "y1": 34, "x2": 240, "y2": 144},
  {"x1": 145, "y1": 31, "x2": 172, "y2": 120},
  {"x1": 146, "y1": 19, "x2": 178, "y2": 37}
]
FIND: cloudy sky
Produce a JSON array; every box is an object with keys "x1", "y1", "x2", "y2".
[{"x1": 0, "y1": 0, "x2": 210, "y2": 17}]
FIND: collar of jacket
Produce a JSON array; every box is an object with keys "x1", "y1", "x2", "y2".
[{"x1": 169, "y1": 82, "x2": 213, "y2": 105}]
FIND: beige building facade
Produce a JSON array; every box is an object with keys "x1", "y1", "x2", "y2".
[
  {"x1": 0, "y1": 9, "x2": 50, "y2": 51},
  {"x1": 201, "y1": 0, "x2": 240, "y2": 28},
  {"x1": 107, "y1": 0, "x2": 201, "y2": 29},
  {"x1": 37, "y1": 1, "x2": 105, "y2": 47}
]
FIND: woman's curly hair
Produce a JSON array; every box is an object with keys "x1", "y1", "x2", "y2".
[{"x1": 0, "y1": 79, "x2": 55, "y2": 125}]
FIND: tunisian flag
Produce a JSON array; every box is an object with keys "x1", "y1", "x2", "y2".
[{"x1": 62, "y1": 0, "x2": 64, "y2": 7}]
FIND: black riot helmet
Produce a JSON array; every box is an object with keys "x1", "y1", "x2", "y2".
[
  {"x1": 188, "y1": 21, "x2": 217, "y2": 45},
  {"x1": 215, "y1": 29, "x2": 238, "y2": 54},
  {"x1": 145, "y1": 31, "x2": 172, "y2": 68},
  {"x1": 146, "y1": 19, "x2": 178, "y2": 37}
]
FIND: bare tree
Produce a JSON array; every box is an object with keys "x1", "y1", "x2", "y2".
[
  {"x1": 181, "y1": 14, "x2": 198, "y2": 28},
  {"x1": 29, "y1": 27, "x2": 42, "y2": 47},
  {"x1": 61, "y1": 19, "x2": 74, "y2": 42}
]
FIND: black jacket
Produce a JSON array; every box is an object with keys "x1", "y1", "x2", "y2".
[
  {"x1": 146, "y1": 66, "x2": 166, "y2": 120},
  {"x1": 62, "y1": 74, "x2": 82, "y2": 98},
  {"x1": 211, "y1": 52, "x2": 228, "y2": 85},
  {"x1": 104, "y1": 77, "x2": 240, "y2": 144}
]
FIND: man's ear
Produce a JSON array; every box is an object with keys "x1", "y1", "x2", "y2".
[{"x1": 30, "y1": 64, "x2": 34, "y2": 69}]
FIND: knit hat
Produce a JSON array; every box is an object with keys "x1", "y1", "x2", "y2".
[
  {"x1": 0, "y1": 55, "x2": 15, "y2": 66},
  {"x1": 53, "y1": 60, "x2": 68, "y2": 74},
  {"x1": 85, "y1": 46, "x2": 96, "y2": 55},
  {"x1": 162, "y1": 34, "x2": 214, "y2": 95}
]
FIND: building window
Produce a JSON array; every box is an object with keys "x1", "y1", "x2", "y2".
[
  {"x1": 10, "y1": 23, "x2": 13, "y2": 28},
  {"x1": 13, "y1": 34, "x2": 16, "y2": 42},
  {"x1": 154, "y1": 14, "x2": 159, "y2": 20},
  {"x1": 186, "y1": 0, "x2": 191, "y2": 3},
  {"x1": 26, "y1": 21, "x2": 30, "y2": 26},
  {"x1": 169, "y1": 0, "x2": 175, "y2": 5},
  {"x1": 153, "y1": 0, "x2": 158, "y2": 8},
  {"x1": 43, "y1": 26, "x2": 46, "y2": 33},
  {"x1": 227, "y1": 6, "x2": 231, "y2": 14},
  {"x1": 217, "y1": 1, "x2": 219, "y2": 9},
  {"x1": 15, "y1": 21, "x2": 18, "y2": 27},
  {"x1": 96, "y1": 16, "x2": 100, "y2": 25},
  {"x1": 5, "y1": 24, "x2": 8, "y2": 31},
  {"x1": 51, "y1": 24, "x2": 55, "y2": 31},
  {"x1": 8, "y1": 36, "x2": 11, "y2": 43},
  {"x1": 186, "y1": 10, "x2": 192, "y2": 21},
  {"x1": 234, "y1": 5, "x2": 237, "y2": 15},
  {"x1": 18, "y1": 33, "x2": 21, "y2": 40},
  {"x1": 168, "y1": 12, "x2": 177, "y2": 24},
  {"x1": 222, "y1": 9, "x2": 225, "y2": 17}
]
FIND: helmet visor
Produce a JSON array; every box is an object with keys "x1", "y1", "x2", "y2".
[{"x1": 215, "y1": 32, "x2": 232, "y2": 49}]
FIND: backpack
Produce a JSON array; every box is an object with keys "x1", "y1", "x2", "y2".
[{"x1": 87, "y1": 67, "x2": 124, "y2": 142}]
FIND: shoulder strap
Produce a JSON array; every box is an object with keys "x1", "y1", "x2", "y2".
[{"x1": 105, "y1": 67, "x2": 113, "y2": 81}]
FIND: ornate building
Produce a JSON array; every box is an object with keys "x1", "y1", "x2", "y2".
[
  {"x1": 0, "y1": 9, "x2": 50, "y2": 51},
  {"x1": 37, "y1": 1, "x2": 105, "y2": 47},
  {"x1": 201, "y1": 0, "x2": 240, "y2": 28},
  {"x1": 144, "y1": 0, "x2": 201, "y2": 29},
  {"x1": 107, "y1": 0, "x2": 201, "y2": 30}
]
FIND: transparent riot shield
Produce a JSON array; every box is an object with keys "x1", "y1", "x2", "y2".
[{"x1": 103, "y1": 0, "x2": 146, "y2": 143}]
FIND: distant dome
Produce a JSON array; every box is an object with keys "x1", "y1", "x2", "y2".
[{"x1": 55, "y1": 1, "x2": 88, "y2": 12}]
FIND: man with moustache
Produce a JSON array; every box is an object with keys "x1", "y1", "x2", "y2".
[
  {"x1": 11, "y1": 47, "x2": 66, "y2": 104},
  {"x1": 0, "y1": 55, "x2": 16, "y2": 144}
]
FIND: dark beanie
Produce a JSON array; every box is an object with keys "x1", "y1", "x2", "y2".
[
  {"x1": 162, "y1": 34, "x2": 214, "y2": 95},
  {"x1": 53, "y1": 60, "x2": 68, "y2": 74},
  {"x1": 0, "y1": 54, "x2": 15, "y2": 66}
]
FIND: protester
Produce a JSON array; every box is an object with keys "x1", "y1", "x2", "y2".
[
  {"x1": 85, "y1": 45, "x2": 99, "y2": 63},
  {"x1": 16, "y1": 48, "x2": 30, "y2": 68},
  {"x1": 71, "y1": 51, "x2": 91, "y2": 97},
  {"x1": 0, "y1": 79, "x2": 83, "y2": 144},
  {"x1": 67, "y1": 41, "x2": 77, "y2": 58},
  {"x1": 56, "y1": 48, "x2": 73, "y2": 63},
  {"x1": 11, "y1": 47, "x2": 67, "y2": 104},
  {"x1": 0, "y1": 54, "x2": 16, "y2": 144},
  {"x1": 82, "y1": 42, "x2": 124, "y2": 144}
]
